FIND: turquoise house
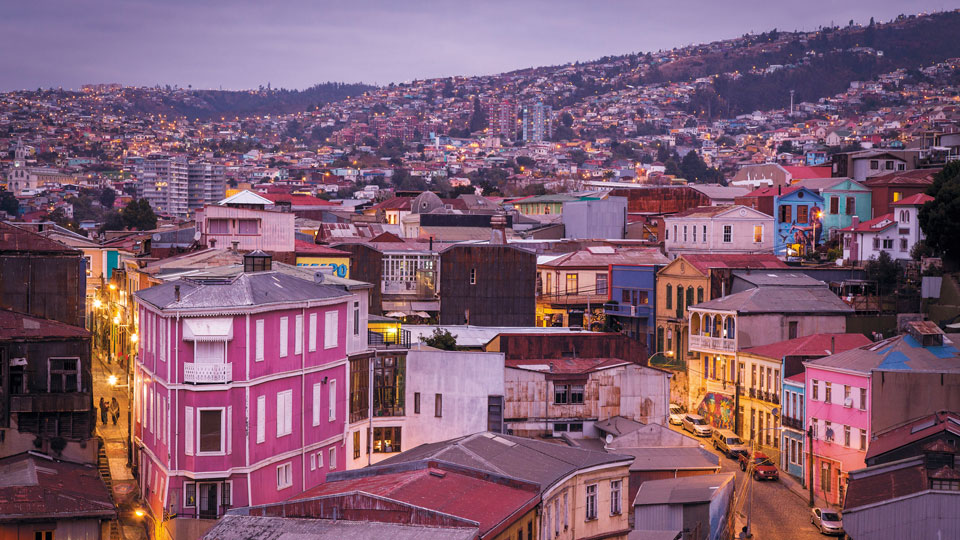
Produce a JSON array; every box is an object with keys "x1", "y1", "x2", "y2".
[{"x1": 820, "y1": 179, "x2": 872, "y2": 237}]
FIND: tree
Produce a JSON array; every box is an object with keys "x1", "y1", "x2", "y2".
[
  {"x1": 865, "y1": 251, "x2": 901, "y2": 294},
  {"x1": 423, "y1": 328, "x2": 458, "y2": 350},
  {"x1": 98, "y1": 210, "x2": 126, "y2": 234},
  {"x1": 918, "y1": 161, "x2": 960, "y2": 260},
  {"x1": 0, "y1": 189, "x2": 18, "y2": 216},
  {"x1": 121, "y1": 199, "x2": 157, "y2": 231},
  {"x1": 98, "y1": 188, "x2": 116, "y2": 209},
  {"x1": 560, "y1": 112, "x2": 574, "y2": 128}
]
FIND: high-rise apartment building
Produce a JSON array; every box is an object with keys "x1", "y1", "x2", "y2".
[
  {"x1": 137, "y1": 156, "x2": 225, "y2": 218},
  {"x1": 487, "y1": 99, "x2": 518, "y2": 140},
  {"x1": 522, "y1": 102, "x2": 553, "y2": 142}
]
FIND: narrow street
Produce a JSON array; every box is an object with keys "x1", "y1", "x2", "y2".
[
  {"x1": 92, "y1": 348, "x2": 148, "y2": 540},
  {"x1": 668, "y1": 424, "x2": 834, "y2": 540}
]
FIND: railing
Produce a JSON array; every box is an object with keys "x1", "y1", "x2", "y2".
[
  {"x1": 747, "y1": 388, "x2": 781, "y2": 405},
  {"x1": 10, "y1": 393, "x2": 89, "y2": 413},
  {"x1": 782, "y1": 416, "x2": 803, "y2": 430},
  {"x1": 183, "y1": 362, "x2": 230, "y2": 384},
  {"x1": 689, "y1": 334, "x2": 736, "y2": 353},
  {"x1": 368, "y1": 329, "x2": 411, "y2": 348},
  {"x1": 382, "y1": 280, "x2": 436, "y2": 296}
]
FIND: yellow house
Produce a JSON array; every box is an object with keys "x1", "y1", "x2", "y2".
[
  {"x1": 655, "y1": 254, "x2": 788, "y2": 410},
  {"x1": 540, "y1": 462, "x2": 632, "y2": 540}
]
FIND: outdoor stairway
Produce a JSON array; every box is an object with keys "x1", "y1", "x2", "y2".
[{"x1": 98, "y1": 441, "x2": 122, "y2": 540}]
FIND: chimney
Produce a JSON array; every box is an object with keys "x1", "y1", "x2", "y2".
[
  {"x1": 231, "y1": 241, "x2": 239, "y2": 253},
  {"x1": 174, "y1": 285, "x2": 180, "y2": 303},
  {"x1": 851, "y1": 216, "x2": 859, "y2": 228},
  {"x1": 490, "y1": 213, "x2": 507, "y2": 245},
  {"x1": 831, "y1": 336, "x2": 836, "y2": 354}
]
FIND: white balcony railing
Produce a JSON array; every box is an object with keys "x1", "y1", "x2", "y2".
[
  {"x1": 689, "y1": 334, "x2": 736, "y2": 353},
  {"x1": 184, "y1": 362, "x2": 230, "y2": 384}
]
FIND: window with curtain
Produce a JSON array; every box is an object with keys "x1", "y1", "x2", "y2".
[
  {"x1": 238, "y1": 219, "x2": 259, "y2": 235},
  {"x1": 195, "y1": 341, "x2": 225, "y2": 363}
]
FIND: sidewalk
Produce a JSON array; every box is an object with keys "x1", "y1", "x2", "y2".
[
  {"x1": 779, "y1": 470, "x2": 836, "y2": 510},
  {"x1": 92, "y1": 349, "x2": 148, "y2": 540}
]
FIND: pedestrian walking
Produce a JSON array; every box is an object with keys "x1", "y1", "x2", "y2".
[
  {"x1": 99, "y1": 397, "x2": 108, "y2": 425},
  {"x1": 110, "y1": 397, "x2": 120, "y2": 425}
]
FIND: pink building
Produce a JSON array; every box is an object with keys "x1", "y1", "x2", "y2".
[
  {"x1": 803, "y1": 344, "x2": 875, "y2": 506},
  {"x1": 132, "y1": 256, "x2": 365, "y2": 532},
  {"x1": 195, "y1": 190, "x2": 295, "y2": 254}
]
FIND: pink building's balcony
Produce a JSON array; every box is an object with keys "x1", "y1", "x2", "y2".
[
  {"x1": 184, "y1": 362, "x2": 231, "y2": 384},
  {"x1": 690, "y1": 334, "x2": 736, "y2": 353}
]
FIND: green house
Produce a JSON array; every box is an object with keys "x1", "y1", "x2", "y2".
[{"x1": 818, "y1": 178, "x2": 872, "y2": 236}]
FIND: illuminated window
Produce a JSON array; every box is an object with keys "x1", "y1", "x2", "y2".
[
  {"x1": 753, "y1": 225, "x2": 763, "y2": 243},
  {"x1": 373, "y1": 426, "x2": 402, "y2": 453}
]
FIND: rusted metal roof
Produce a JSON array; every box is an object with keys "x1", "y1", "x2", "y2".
[
  {"x1": 680, "y1": 253, "x2": 788, "y2": 275},
  {"x1": 0, "y1": 222, "x2": 78, "y2": 254},
  {"x1": 0, "y1": 452, "x2": 115, "y2": 522},
  {"x1": 0, "y1": 308, "x2": 90, "y2": 340},
  {"x1": 204, "y1": 515, "x2": 478, "y2": 540}
]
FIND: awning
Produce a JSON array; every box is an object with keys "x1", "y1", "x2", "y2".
[
  {"x1": 414, "y1": 311, "x2": 431, "y2": 318},
  {"x1": 411, "y1": 301, "x2": 440, "y2": 311},
  {"x1": 183, "y1": 318, "x2": 234, "y2": 341},
  {"x1": 382, "y1": 301, "x2": 411, "y2": 311},
  {"x1": 385, "y1": 311, "x2": 407, "y2": 318}
]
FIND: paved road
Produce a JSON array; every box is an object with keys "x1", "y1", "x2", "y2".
[{"x1": 670, "y1": 424, "x2": 829, "y2": 540}]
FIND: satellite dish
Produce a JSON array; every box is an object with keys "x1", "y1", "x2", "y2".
[
  {"x1": 194, "y1": 230, "x2": 201, "y2": 241},
  {"x1": 605, "y1": 434, "x2": 614, "y2": 445},
  {"x1": 152, "y1": 233, "x2": 161, "y2": 241},
  {"x1": 844, "y1": 397, "x2": 854, "y2": 407}
]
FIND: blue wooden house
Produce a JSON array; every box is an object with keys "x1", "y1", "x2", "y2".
[
  {"x1": 603, "y1": 263, "x2": 660, "y2": 352},
  {"x1": 774, "y1": 186, "x2": 824, "y2": 257}
]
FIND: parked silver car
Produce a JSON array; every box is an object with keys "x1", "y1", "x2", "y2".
[
  {"x1": 811, "y1": 508, "x2": 844, "y2": 536},
  {"x1": 681, "y1": 414, "x2": 712, "y2": 437},
  {"x1": 668, "y1": 404, "x2": 684, "y2": 425}
]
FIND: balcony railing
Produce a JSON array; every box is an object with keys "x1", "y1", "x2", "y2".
[
  {"x1": 184, "y1": 362, "x2": 230, "y2": 384},
  {"x1": 782, "y1": 417, "x2": 803, "y2": 430},
  {"x1": 747, "y1": 388, "x2": 781, "y2": 405},
  {"x1": 368, "y1": 329, "x2": 410, "y2": 348},
  {"x1": 689, "y1": 334, "x2": 736, "y2": 353},
  {"x1": 382, "y1": 280, "x2": 436, "y2": 297},
  {"x1": 10, "y1": 393, "x2": 89, "y2": 413}
]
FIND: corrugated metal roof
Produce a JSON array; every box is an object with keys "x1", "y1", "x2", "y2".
[
  {"x1": 379, "y1": 432, "x2": 633, "y2": 493},
  {"x1": 740, "y1": 333, "x2": 872, "y2": 361},
  {"x1": 632, "y1": 473, "x2": 734, "y2": 506},
  {"x1": 680, "y1": 254, "x2": 788, "y2": 275},
  {"x1": 805, "y1": 334, "x2": 960, "y2": 374},
  {"x1": 203, "y1": 515, "x2": 478, "y2": 540},
  {"x1": 0, "y1": 452, "x2": 115, "y2": 522},
  {"x1": 0, "y1": 308, "x2": 90, "y2": 340},
  {"x1": 866, "y1": 412, "x2": 960, "y2": 462},
  {"x1": 0, "y1": 222, "x2": 78, "y2": 254},
  {"x1": 691, "y1": 286, "x2": 854, "y2": 314},
  {"x1": 136, "y1": 271, "x2": 348, "y2": 310},
  {"x1": 617, "y1": 447, "x2": 719, "y2": 472}
]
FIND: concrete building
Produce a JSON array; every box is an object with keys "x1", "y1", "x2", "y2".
[
  {"x1": 488, "y1": 98, "x2": 518, "y2": 140},
  {"x1": 345, "y1": 344, "x2": 505, "y2": 470},
  {"x1": 522, "y1": 101, "x2": 553, "y2": 142},
  {"x1": 663, "y1": 205, "x2": 775, "y2": 259},
  {"x1": 561, "y1": 196, "x2": 628, "y2": 239},
  {"x1": 138, "y1": 155, "x2": 225, "y2": 218}
]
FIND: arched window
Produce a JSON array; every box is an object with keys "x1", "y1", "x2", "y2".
[
  {"x1": 697, "y1": 287, "x2": 704, "y2": 304},
  {"x1": 690, "y1": 313, "x2": 701, "y2": 335},
  {"x1": 686, "y1": 287, "x2": 694, "y2": 308},
  {"x1": 656, "y1": 327, "x2": 664, "y2": 353},
  {"x1": 676, "y1": 286, "x2": 684, "y2": 318},
  {"x1": 666, "y1": 285, "x2": 672, "y2": 309}
]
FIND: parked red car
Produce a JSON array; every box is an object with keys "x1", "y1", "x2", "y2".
[{"x1": 738, "y1": 451, "x2": 779, "y2": 481}]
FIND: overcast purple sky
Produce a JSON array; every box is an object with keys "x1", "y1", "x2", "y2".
[{"x1": 1, "y1": 1, "x2": 952, "y2": 91}]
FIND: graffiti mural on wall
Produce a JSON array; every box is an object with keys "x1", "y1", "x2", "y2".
[{"x1": 697, "y1": 392, "x2": 736, "y2": 430}]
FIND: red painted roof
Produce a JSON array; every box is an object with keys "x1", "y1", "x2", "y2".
[
  {"x1": 261, "y1": 193, "x2": 336, "y2": 206},
  {"x1": 891, "y1": 193, "x2": 934, "y2": 206},
  {"x1": 0, "y1": 452, "x2": 115, "y2": 521},
  {"x1": 783, "y1": 166, "x2": 832, "y2": 179},
  {"x1": 784, "y1": 372, "x2": 806, "y2": 384},
  {"x1": 294, "y1": 240, "x2": 349, "y2": 256},
  {"x1": 865, "y1": 411, "x2": 960, "y2": 462},
  {"x1": 293, "y1": 465, "x2": 538, "y2": 536},
  {"x1": 740, "y1": 333, "x2": 872, "y2": 361},
  {"x1": 838, "y1": 213, "x2": 896, "y2": 233},
  {"x1": 844, "y1": 462, "x2": 928, "y2": 510},
  {"x1": 680, "y1": 254, "x2": 788, "y2": 275},
  {"x1": 0, "y1": 309, "x2": 90, "y2": 340}
]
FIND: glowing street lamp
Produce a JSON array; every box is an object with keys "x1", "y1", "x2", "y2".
[
  {"x1": 130, "y1": 333, "x2": 138, "y2": 343},
  {"x1": 113, "y1": 316, "x2": 121, "y2": 325},
  {"x1": 92, "y1": 298, "x2": 102, "y2": 309},
  {"x1": 107, "y1": 375, "x2": 118, "y2": 386}
]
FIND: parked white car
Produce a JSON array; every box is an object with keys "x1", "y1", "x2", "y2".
[
  {"x1": 669, "y1": 404, "x2": 684, "y2": 425},
  {"x1": 811, "y1": 508, "x2": 844, "y2": 536}
]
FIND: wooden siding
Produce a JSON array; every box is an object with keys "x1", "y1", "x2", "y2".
[
  {"x1": 0, "y1": 254, "x2": 86, "y2": 328},
  {"x1": 439, "y1": 246, "x2": 535, "y2": 327}
]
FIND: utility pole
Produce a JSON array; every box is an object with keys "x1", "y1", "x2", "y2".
[
  {"x1": 734, "y1": 376, "x2": 741, "y2": 436},
  {"x1": 790, "y1": 90, "x2": 795, "y2": 116},
  {"x1": 808, "y1": 425, "x2": 815, "y2": 507}
]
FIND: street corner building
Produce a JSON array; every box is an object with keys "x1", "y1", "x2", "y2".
[{"x1": 131, "y1": 253, "x2": 369, "y2": 536}]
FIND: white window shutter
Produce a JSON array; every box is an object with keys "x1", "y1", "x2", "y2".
[
  {"x1": 279, "y1": 317, "x2": 289, "y2": 357},
  {"x1": 255, "y1": 319, "x2": 265, "y2": 362},
  {"x1": 312, "y1": 383, "x2": 321, "y2": 426},
  {"x1": 328, "y1": 379, "x2": 336, "y2": 421},
  {"x1": 295, "y1": 315, "x2": 303, "y2": 355},
  {"x1": 324, "y1": 311, "x2": 338, "y2": 349},
  {"x1": 256, "y1": 395, "x2": 265, "y2": 443},
  {"x1": 284, "y1": 392, "x2": 293, "y2": 435},
  {"x1": 227, "y1": 406, "x2": 233, "y2": 455},
  {"x1": 308, "y1": 313, "x2": 317, "y2": 352},
  {"x1": 185, "y1": 406, "x2": 194, "y2": 455},
  {"x1": 276, "y1": 392, "x2": 285, "y2": 438}
]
